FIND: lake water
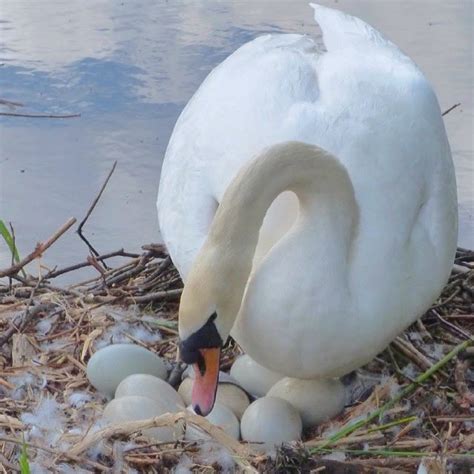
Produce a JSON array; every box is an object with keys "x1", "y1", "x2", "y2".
[{"x1": 0, "y1": 1, "x2": 472, "y2": 277}]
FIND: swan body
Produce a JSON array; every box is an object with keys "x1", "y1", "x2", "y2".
[{"x1": 158, "y1": 5, "x2": 457, "y2": 384}]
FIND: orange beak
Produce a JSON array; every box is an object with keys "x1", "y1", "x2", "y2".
[{"x1": 191, "y1": 347, "x2": 221, "y2": 416}]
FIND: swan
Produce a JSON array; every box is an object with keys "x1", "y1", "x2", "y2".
[{"x1": 157, "y1": 4, "x2": 457, "y2": 416}]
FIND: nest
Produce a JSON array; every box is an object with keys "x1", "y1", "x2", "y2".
[{"x1": 0, "y1": 220, "x2": 472, "y2": 473}]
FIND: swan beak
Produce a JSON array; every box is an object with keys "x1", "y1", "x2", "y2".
[{"x1": 191, "y1": 347, "x2": 220, "y2": 416}]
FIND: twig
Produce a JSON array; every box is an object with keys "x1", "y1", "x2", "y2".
[
  {"x1": 454, "y1": 359, "x2": 474, "y2": 406},
  {"x1": 316, "y1": 447, "x2": 473, "y2": 459},
  {"x1": 8, "y1": 222, "x2": 15, "y2": 292},
  {"x1": 306, "y1": 433, "x2": 384, "y2": 448},
  {"x1": 0, "y1": 303, "x2": 55, "y2": 346},
  {"x1": 44, "y1": 249, "x2": 139, "y2": 280},
  {"x1": 138, "y1": 256, "x2": 171, "y2": 291},
  {"x1": 311, "y1": 337, "x2": 473, "y2": 451},
  {"x1": 69, "y1": 412, "x2": 255, "y2": 466},
  {"x1": 77, "y1": 161, "x2": 117, "y2": 261},
  {"x1": 0, "y1": 98, "x2": 24, "y2": 108},
  {"x1": 0, "y1": 112, "x2": 80, "y2": 118},
  {"x1": 442, "y1": 103, "x2": 461, "y2": 116},
  {"x1": 391, "y1": 336, "x2": 434, "y2": 371},
  {"x1": 0, "y1": 436, "x2": 108, "y2": 471},
  {"x1": 432, "y1": 309, "x2": 472, "y2": 340},
  {"x1": 126, "y1": 288, "x2": 182, "y2": 304},
  {"x1": 0, "y1": 217, "x2": 76, "y2": 278},
  {"x1": 0, "y1": 415, "x2": 24, "y2": 429},
  {"x1": 102, "y1": 255, "x2": 148, "y2": 287}
]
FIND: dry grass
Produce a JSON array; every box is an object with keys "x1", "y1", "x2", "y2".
[{"x1": 0, "y1": 240, "x2": 472, "y2": 473}]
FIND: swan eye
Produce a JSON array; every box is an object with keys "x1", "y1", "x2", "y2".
[{"x1": 179, "y1": 312, "x2": 222, "y2": 365}]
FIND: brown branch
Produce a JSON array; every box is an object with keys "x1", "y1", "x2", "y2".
[
  {"x1": 44, "y1": 249, "x2": 139, "y2": 280},
  {"x1": 138, "y1": 256, "x2": 172, "y2": 291},
  {"x1": 391, "y1": 336, "x2": 434, "y2": 371},
  {"x1": 102, "y1": 255, "x2": 148, "y2": 287},
  {"x1": 454, "y1": 359, "x2": 474, "y2": 406},
  {"x1": 0, "y1": 217, "x2": 76, "y2": 278},
  {"x1": 434, "y1": 310, "x2": 472, "y2": 341},
  {"x1": 442, "y1": 103, "x2": 461, "y2": 116},
  {"x1": 0, "y1": 112, "x2": 80, "y2": 118},
  {"x1": 126, "y1": 288, "x2": 182, "y2": 304},
  {"x1": 0, "y1": 303, "x2": 55, "y2": 346},
  {"x1": 77, "y1": 161, "x2": 117, "y2": 262},
  {"x1": 0, "y1": 435, "x2": 108, "y2": 471},
  {"x1": 0, "y1": 98, "x2": 24, "y2": 108},
  {"x1": 69, "y1": 412, "x2": 254, "y2": 463}
]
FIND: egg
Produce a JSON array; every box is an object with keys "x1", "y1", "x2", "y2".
[
  {"x1": 267, "y1": 377, "x2": 345, "y2": 427},
  {"x1": 185, "y1": 403, "x2": 240, "y2": 440},
  {"x1": 230, "y1": 354, "x2": 283, "y2": 397},
  {"x1": 86, "y1": 344, "x2": 167, "y2": 396},
  {"x1": 115, "y1": 374, "x2": 185, "y2": 412},
  {"x1": 216, "y1": 383, "x2": 251, "y2": 420},
  {"x1": 177, "y1": 377, "x2": 193, "y2": 404},
  {"x1": 178, "y1": 378, "x2": 250, "y2": 419},
  {"x1": 240, "y1": 397, "x2": 302, "y2": 450},
  {"x1": 103, "y1": 395, "x2": 184, "y2": 441}
]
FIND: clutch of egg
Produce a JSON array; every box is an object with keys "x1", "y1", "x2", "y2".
[{"x1": 86, "y1": 345, "x2": 345, "y2": 448}]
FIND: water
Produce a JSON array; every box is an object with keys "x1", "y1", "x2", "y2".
[{"x1": 0, "y1": 1, "x2": 472, "y2": 278}]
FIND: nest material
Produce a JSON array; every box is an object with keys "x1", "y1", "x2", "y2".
[{"x1": 0, "y1": 242, "x2": 472, "y2": 473}]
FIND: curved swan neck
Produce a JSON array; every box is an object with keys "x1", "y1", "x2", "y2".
[
  {"x1": 210, "y1": 141, "x2": 357, "y2": 254},
  {"x1": 180, "y1": 141, "x2": 359, "y2": 340}
]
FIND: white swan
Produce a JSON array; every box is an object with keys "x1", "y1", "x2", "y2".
[{"x1": 157, "y1": 4, "x2": 457, "y2": 416}]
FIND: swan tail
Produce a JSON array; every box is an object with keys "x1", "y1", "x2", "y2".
[{"x1": 309, "y1": 3, "x2": 393, "y2": 51}]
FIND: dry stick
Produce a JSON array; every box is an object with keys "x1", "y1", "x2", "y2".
[
  {"x1": 138, "y1": 256, "x2": 172, "y2": 290},
  {"x1": 126, "y1": 288, "x2": 182, "y2": 304},
  {"x1": 69, "y1": 412, "x2": 255, "y2": 468},
  {"x1": 433, "y1": 309, "x2": 472, "y2": 340},
  {"x1": 0, "y1": 436, "x2": 108, "y2": 471},
  {"x1": 0, "y1": 112, "x2": 80, "y2": 118},
  {"x1": 442, "y1": 103, "x2": 461, "y2": 116},
  {"x1": 0, "y1": 452, "x2": 18, "y2": 472},
  {"x1": 44, "y1": 249, "x2": 139, "y2": 280},
  {"x1": 8, "y1": 222, "x2": 15, "y2": 292},
  {"x1": 102, "y1": 255, "x2": 148, "y2": 287},
  {"x1": 306, "y1": 433, "x2": 384, "y2": 448},
  {"x1": 0, "y1": 217, "x2": 77, "y2": 278},
  {"x1": 69, "y1": 258, "x2": 139, "y2": 289},
  {"x1": 312, "y1": 337, "x2": 473, "y2": 452},
  {"x1": 0, "y1": 98, "x2": 24, "y2": 107},
  {"x1": 391, "y1": 336, "x2": 434, "y2": 371},
  {"x1": 454, "y1": 359, "x2": 474, "y2": 405},
  {"x1": 0, "y1": 415, "x2": 24, "y2": 429},
  {"x1": 77, "y1": 161, "x2": 117, "y2": 263},
  {"x1": 0, "y1": 303, "x2": 55, "y2": 346}
]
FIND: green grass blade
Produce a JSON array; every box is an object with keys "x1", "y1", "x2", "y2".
[
  {"x1": 0, "y1": 219, "x2": 26, "y2": 277},
  {"x1": 19, "y1": 439, "x2": 31, "y2": 474},
  {"x1": 311, "y1": 337, "x2": 473, "y2": 453}
]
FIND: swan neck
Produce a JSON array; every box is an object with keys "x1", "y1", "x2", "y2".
[{"x1": 206, "y1": 141, "x2": 358, "y2": 336}]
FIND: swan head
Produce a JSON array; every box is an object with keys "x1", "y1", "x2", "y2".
[{"x1": 178, "y1": 246, "x2": 246, "y2": 416}]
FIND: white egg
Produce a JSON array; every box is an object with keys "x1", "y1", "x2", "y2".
[
  {"x1": 178, "y1": 378, "x2": 249, "y2": 419},
  {"x1": 177, "y1": 377, "x2": 193, "y2": 405},
  {"x1": 185, "y1": 403, "x2": 240, "y2": 440},
  {"x1": 103, "y1": 395, "x2": 184, "y2": 442},
  {"x1": 267, "y1": 377, "x2": 345, "y2": 427},
  {"x1": 230, "y1": 355, "x2": 283, "y2": 397},
  {"x1": 240, "y1": 397, "x2": 302, "y2": 450},
  {"x1": 86, "y1": 344, "x2": 167, "y2": 396},
  {"x1": 115, "y1": 374, "x2": 184, "y2": 412},
  {"x1": 216, "y1": 383, "x2": 250, "y2": 420}
]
